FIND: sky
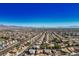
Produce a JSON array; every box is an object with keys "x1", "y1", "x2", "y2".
[{"x1": 0, "y1": 3, "x2": 79, "y2": 27}]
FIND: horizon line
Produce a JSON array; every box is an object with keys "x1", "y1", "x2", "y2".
[{"x1": 0, "y1": 24, "x2": 79, "y2": 28}]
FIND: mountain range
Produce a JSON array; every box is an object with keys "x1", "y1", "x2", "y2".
[{"x1": 0, "y1": 25, "x2": 79, "y2": 30}]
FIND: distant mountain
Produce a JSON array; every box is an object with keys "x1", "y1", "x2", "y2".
[
  {"x1": 0, "y1": 24, "x2": 79, "y2": 30},
  {"x1": 59, "y1": 26, "x2": 79, "y2": 28},
  {"x1": 68, "y1": 26, "x2": 79, "y2": 28},
  {"x1": 0, "y1": 25, "x2": 10, "y2": 30},
  {"x1": 0, "y1": 25, "x2": 33, "y2": 30}
]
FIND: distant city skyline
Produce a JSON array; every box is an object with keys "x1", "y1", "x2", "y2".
[{"x1": 0, "y1": 3, "x2": 79, "y2": 27}]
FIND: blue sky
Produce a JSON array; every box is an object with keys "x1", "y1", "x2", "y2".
[{"x1": 0, "y1": 3, "x2": 79, "y2": 27}]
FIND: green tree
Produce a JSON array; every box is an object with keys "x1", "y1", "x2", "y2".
[{"x1": 54, "y1": 43, "x2": 61, "y2": 49}]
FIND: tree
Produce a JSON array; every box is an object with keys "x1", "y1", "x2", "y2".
[
  {"x1": 54, "y1": 43, "x2": 61, "y2": 49},
  {"x1": 40, "y1": 43, "x2": 49, "y2": 49}
]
